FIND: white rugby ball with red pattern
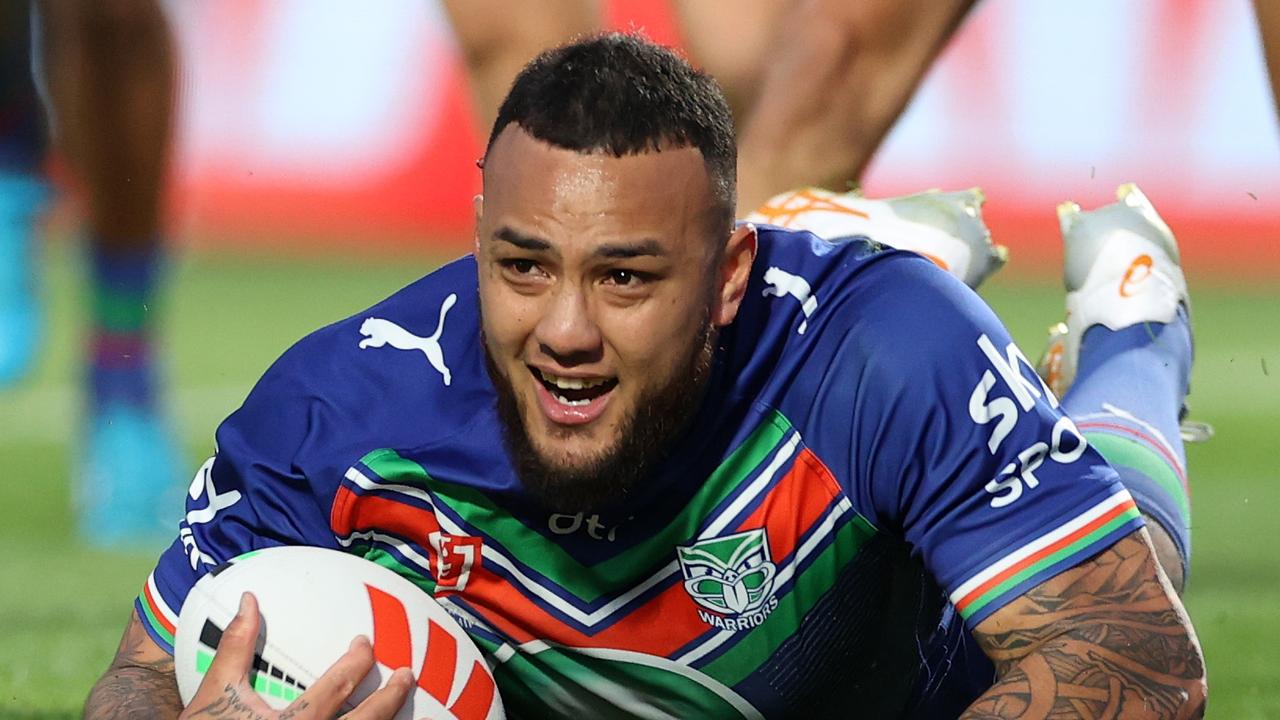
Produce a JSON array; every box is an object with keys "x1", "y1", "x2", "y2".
[{"x1": 173, "y1": 546, "x2": 503, "y2": 720}]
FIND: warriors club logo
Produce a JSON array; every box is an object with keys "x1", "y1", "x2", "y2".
[{"x1": 677, "y1": 528, "x2": 779, "y2": 631}]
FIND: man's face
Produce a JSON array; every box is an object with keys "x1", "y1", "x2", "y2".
[{"x1": 476, "y1": 127, "x2": 753, "y2": 510}]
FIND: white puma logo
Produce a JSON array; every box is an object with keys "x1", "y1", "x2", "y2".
[
  {"x1": 358, "y1": 293, "x2": 457, "y2": 385},
  {"x1": 762, "y1": 266, "x2": 818, "y2": 334}
]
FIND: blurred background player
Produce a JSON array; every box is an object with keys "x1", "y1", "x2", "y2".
[
  {"x1": 0, "y1": 0, "x2": 180, "y2": 547},
  {"x1": 448, "y1": 0, "x2": 1280, "y2": 212},
  {"x1": 444, "y1": 0, "x2": 977, "y2": 214}
]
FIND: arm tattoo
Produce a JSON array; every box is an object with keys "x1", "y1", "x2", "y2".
[
  {"x1": 961, "y1": 531, "x2": 1206, "y2": 719},
  {"x1": 84, "y1": 615, "x2": 184, "y2": 720}
]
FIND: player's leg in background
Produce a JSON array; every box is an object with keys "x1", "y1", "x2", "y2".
[
  {"x1": 1042, "y1": 185, "x2": 1197, "y2": 592},
  {"x1": 37, "y1": 0, "x2": 181, "y2": 547},
  {"x1": 670, "y1": 0, "x2": 789, "y2": 122},
  {"x1": 678, "y1": 2, "x2": 1008, "y2": 288},
  {"x1": 446, "y1": 0, "x2": 976, "y2": 216},
  {"x1": 442, "y1": 0, "x2": 601, "y2": 135},
  {"x1": 0, "y1": 1, "x2": 51, "y2": 386},
  {"x1": 709, "y1": 0, "x2": 978, "y2": 213},
  {"x1": 1254, "y1": 0, "x2": 1280, "y2": 122}
]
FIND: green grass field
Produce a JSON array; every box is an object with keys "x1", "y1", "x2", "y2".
[{"x1": 1, "y1": 244, "x2": 1276, "y2": 718}]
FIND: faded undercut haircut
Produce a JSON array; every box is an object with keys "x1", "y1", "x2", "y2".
[{"x1": 486, "y1": 32, "x2": 737, "y2": 237}]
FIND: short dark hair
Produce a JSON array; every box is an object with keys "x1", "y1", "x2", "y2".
[{"x1": 486, "y1": 32, "x2": 737, "y2": 235}]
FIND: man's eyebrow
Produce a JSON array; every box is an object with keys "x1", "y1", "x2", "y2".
[
  {"x1": 595, "y1": 239, "x2": 665, "y2": 259},
  {"x1": 494, "y1": 227, "x2": 551, "y2": 251}
]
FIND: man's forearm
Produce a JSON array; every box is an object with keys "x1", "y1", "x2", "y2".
[
  {"x1": 964, "y1": 532, "x2": 1205, "y2": 719},
  {"x1": 960, "y1": 626, "x2": 1205, "y2": 719},
  {"x1": 85, "y1": 611, "x2": 184, "y2": 720},
  {"x1": 85, "y1": 664, "x2": 184, "y2": 720}
]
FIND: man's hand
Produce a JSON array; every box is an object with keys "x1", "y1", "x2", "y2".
[
  {"x1": 179, "y1": 593, "x2": 415, "y2": 720},
  {"x1": 962, "y1": 529, "x2": 1206, "y2": 719}
]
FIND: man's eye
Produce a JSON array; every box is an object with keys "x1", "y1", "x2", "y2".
[
  {"x1": 606, "y1": 269, "x2": 642, "y2": 286},
  {"x1": 503, "y1": 259, "x2": 537, "y2": 274}
]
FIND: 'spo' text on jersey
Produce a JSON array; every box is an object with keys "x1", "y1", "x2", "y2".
[{"x1": 967, "y1": 334, "x2": 1088, "y2": 508}]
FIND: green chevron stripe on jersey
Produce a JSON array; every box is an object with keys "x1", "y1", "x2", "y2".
[
  {"x1": 357, "y1": 412, "x2": 793, "y2": 601},
  {"x1": 356, "y1": 544, "x2": 438, "y2": 595}
]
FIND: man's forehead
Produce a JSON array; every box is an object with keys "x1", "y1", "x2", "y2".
[{"x1": 482, "y1": 127, "x2": 715, "y2": 216}]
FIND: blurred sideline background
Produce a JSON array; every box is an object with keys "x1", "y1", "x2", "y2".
[
  {"x1": 155, "y1": 0, "x2": 1280, "y2": 272},
  {"x1": 2, "y1": 0, "x2": 1278, "y2": 717}
]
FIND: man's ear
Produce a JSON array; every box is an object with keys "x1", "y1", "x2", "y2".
[
  {"x1": 472, "y1": 194, "x2": 484, "y2": 255},
  {"x1": 712, "y1": 223, "x2": 758, "y2": 327}
]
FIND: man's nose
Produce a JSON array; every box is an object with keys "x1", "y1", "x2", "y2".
[{"x1": 535, "y1": 284, "x2": 603, "y2": 365}]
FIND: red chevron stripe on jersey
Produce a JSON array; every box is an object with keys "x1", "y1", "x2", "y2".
[
  {"x1": 333, "y1": 483, "x2": 446, "y2": 540},
  {"x1": 459, "y1": 446, "x2": 849, "y2": 660},
  {"x1": 740, "y1": 447, "x2": 844, "y2": 563},
  {"x1": 341, "y1": 446, "x2": 846, "y2": 661}
]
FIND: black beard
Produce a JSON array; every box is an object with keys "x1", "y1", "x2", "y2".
[{"x1": 486, "y1": 322, "x2": 715, "y2": 513}]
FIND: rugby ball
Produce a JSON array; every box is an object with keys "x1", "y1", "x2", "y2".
[{"x1": 173, "y1": 546, "x2": 503, "y2": 720}]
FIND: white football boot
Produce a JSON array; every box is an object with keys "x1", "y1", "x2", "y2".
[
  {"x1": 1035, "y1": 183, "x2": 1211, "y2": 441},
  {"x1": 745, "y1": 186, "x2": 1009, "y2": 289}
]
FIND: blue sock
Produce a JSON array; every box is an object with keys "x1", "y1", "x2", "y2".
[
  {"x1": 87, "y1": 243, "x2": 163, "y2": 412},
  {"x1": 1062, "y1": 309, "x2": 1193, "y2": 580}
]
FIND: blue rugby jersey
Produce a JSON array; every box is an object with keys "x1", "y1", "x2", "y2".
[{"x1": 138, "y1": 226, "x2": 1141, "y2": 718}]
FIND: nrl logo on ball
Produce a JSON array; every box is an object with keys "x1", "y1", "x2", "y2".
[{"x1": 677, "y1": 528, "x2": 779, "y2": 630}]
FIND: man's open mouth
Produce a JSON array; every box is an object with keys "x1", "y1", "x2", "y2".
[{"x1": 531, "y1": 367, "x2": 618, "y2": 406}]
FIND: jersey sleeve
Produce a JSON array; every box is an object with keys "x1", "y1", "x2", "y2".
[
  {"x1": 843, "y1": 257, "x2": 1143, "y2": 630},
  {"x1": 135, "y1": 366, "x2": 339, "y2": 654}
]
